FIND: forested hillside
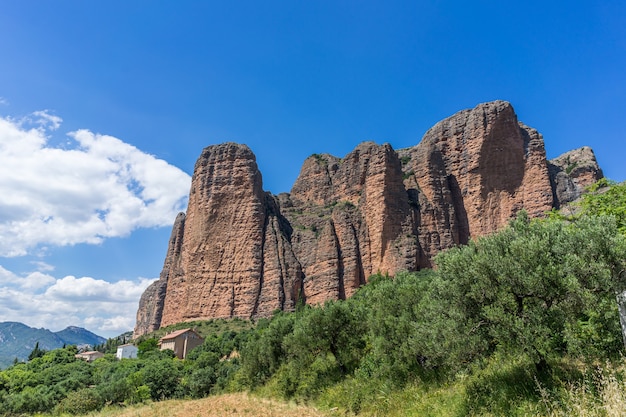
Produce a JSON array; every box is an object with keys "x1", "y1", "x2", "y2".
[{"x1": 0, "y1": 323, "x2": 105, "y2": 369}]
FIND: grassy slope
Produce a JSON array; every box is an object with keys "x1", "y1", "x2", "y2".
[
  {"x1": 56, "y1": 362, "x2": 626, "y2": 417},
  {"x1": 314, "y1": 356, "x2": 626, "y2": 417},
  {"x1": 69, "y1": 393, "x2": 328, "y2": 417},
  {"x1": 135, "y1": 318, "x2": 255, "y2": 342}
]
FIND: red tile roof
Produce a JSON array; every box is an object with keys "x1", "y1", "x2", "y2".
[{"x1": 159, "y1": 328, "x2": 199, "y2": 341}]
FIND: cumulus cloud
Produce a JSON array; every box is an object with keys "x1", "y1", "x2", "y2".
[
  {"x1": 45, "y1": 275, "x2": 150, "y2": 302},
  {"x1": 0, "y1": 265, "x2": 54, "y2": 290},
  {"x1": 0, "y1": 111, "x2": 191, "y2": 256},
  {"x1": 0, "y1": 109, "x2": 191, "y2": 336},
  {"x1": 0, "y1": 264, "x2": 155, "y2": 336}
]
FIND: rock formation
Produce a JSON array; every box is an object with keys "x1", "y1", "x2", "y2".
[
  {"x1": 134, "y1": 212, "x2": 185, "y2": 336},
  {"x1": 134, "y1": 100, "x2": 604, "y2": 337},
  {"x1": 397, "y1": 100, "x2": 555, "y2": 265},
  {"x1": 154, "y1": 144, "x2": 304, "y2": 330},
  {"x1": 283, "y1": 142, "x2": 419, "y2": 303},
  {"x1": 548, "y1": 146, "x2": 604, "y2": 208}
]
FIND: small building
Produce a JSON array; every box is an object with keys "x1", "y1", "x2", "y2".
[
  {"x1": 116, "y1": 344, "x2": 138, "y2": 360},
  {"x1": 158, "y1": 328, "x2": 203, "y2": 359},
  {"x1": 75, "y1": 351, "x2": 104, "y2": 362}
]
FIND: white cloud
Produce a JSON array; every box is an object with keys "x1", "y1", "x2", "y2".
[
  {"x1": 20, "y1": 271, "x2": 57, "y2": 290},
  {"x1": 0, "y1": 97, "x2": 8, "y2": 106},
  {"x1": 31, "y1": 110, "x2": 62, "y2": 130},
  {"x1": 45, "y1": 275, "x2": 152, "y2": 302},
  {"x1": 0, "y1": 264, "x2": 155, "y2": 337},
  {"x1": 0, "y1": 266, "x2": 54, "y2": 290},
  {"x1": 30, "y1": 261, "x2": 55, "y2": 272},
  {"x1": 84, "y1": 315, "x2": 138, "y2": 333},
  {"x1": 0, "y1": 111, "x2": 191, "y2": 256}
]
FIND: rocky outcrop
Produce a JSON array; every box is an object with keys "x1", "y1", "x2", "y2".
[
  {"x1": 134, "y1": 213, "x2": 185, "y2": 336},
  {"x1": 548, "y1": 146, "x2": 604, "y2": 208},
  {"x1": 134, "y1": 101, "x2": 603, "y2": 337},
  {"x1": 398, "y1": 100, "x2": 555, "y2": 265},
  {"x1": 154, "y1": 144, "x2": 303, "y2": 330},
  {"x1": 283, "y1": 142, "x2": 419, "y2": 304}
]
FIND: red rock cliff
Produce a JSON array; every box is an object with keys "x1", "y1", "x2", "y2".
[
  {"x1": 398, "y1": 100, "x2": 555, "y2": 265},
  {"x1": 154, "y1": 143, "x2": 303, "y2": 331},
  {"x1": 134, "y1": 101, "x2": 603, "y2": 337}
]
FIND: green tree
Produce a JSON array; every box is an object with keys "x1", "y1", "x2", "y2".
[
  {"x1": 239, "y1": 313, "x2": 296, "y2": 388},
  {"x1": 142, "y1": 359, "x2": 182, "y2": 400},
  {"x1": 270, "y1": 300, "x2": 367, "y2": 399},
  {"x1": 27, "y1": 342, "x2": 46, "y2": 361},
  {"x1": 435, "y1": 212, "x2": 626, "y2": 369},
  {"x1": 574, "y1": 180, "x2": 626, "y2": 347},
  {"x1": 137, "y1": 338, "x2": 159, "y2": 357},
  {"x1": 356, "y1": 270, "x2": 463, "y2": 381},
  {"x1": 577, "y1": 179, "x2": 626, "y2": 234},
  {"x1": 188, "y1": 365, "x2": 218, "y2": 398}
]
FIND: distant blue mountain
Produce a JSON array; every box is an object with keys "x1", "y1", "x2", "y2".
[
  {"x1": 54, "y1": 325, "x2": 106, "y2": 347},
  {"x1": 0, "y1": 322, "x2": 106, "y2": 369}
]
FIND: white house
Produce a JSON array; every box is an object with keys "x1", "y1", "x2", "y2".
[{"x1": 116, "y1": 344, "x2": 138, "y2": 360}]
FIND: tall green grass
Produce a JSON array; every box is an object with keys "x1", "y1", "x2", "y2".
[{"x1": 312, "y1": 356, "x2": 626, "y2": 416}]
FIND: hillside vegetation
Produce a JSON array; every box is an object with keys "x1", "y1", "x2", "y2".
[
  {"x1": 0, "y1": 323, "x2": 106, "y2": 369},
  {"x1": 1, "y1": 181, "x2": 625, "y2": 416}
]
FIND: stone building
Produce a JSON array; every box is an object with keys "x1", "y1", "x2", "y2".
[{"x1": 158, "y1": 328, "x2": 203, "y2": 359}]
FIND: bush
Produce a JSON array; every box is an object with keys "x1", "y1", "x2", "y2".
[
  {"x1": 137, "y1": 338, "x2": 159, "y2": 357},
  {"x1": 239, "y1": 312, "x2": 296, "y2": 388},
  {"x1": 6, "y1": 385, "x2": 56, "y2": 414},
  {"x1": 142, "y1": 359, "x2": 182, "y2": 400},
  {"x1": 435, "y1": 213, "x2": 626, "y2": 368},
  {"x1": 188, "y1": 366, "x2": 217, "y2": 398},
  {"x1": 55, "y1": 388, "x2": 102, "y2": 414},
  {"x1": 96, "y1": 377, "x2": 130, "y2": 405}
]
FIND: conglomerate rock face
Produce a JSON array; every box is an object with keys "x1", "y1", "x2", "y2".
[
  {"x1": 134, "y1": 212, "x2": 185, "y2": 336},
  {"x1": 284, "y1": 142, "x2": 419, "y2": 304},
  {"x1": 548, "y1": 146, "x2": 604, "y2": 208},
  {"x1": 397, "y1": 100, "x2": 555, "y2": 265},
  {"x1": 133, "y1": 101, "x2": 603, "y2": 337},
  {"x1": 155, "y1": 143, "x2": 303, "y2": 330}
]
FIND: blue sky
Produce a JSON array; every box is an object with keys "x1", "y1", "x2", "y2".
[{"x1": 0, "y1": 1, "x2": 624, "y2": 337}]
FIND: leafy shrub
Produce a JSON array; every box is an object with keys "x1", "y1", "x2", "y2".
[
  {"x1": 5, "y1": 385, "x2": 56, "y2": 414},
  {"x1": 188, "y1": 366, "x2": 217, "y2": 397},
  {"x1": 239, "y1": 312, "x2": 296, "y2": 388},
  {"x1": 142, "y1": 359, "x2": 182, "y2": 400},
  {"x1": 96, "y1": 377, "x2": 130, "y2": 405},
  {"x1": 435, "y1": 213, "x2": 626, "y2": 368},
  {"x1": 137, "y1": 338, "x2": 159, "y2": 357},
  {"x1": 55, "y1": 388, "x2": 102, "y2": 414}
]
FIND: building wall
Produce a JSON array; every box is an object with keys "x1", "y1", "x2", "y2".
[
  {"x1": 160, "y1": 332, "x2": 203, "y2": 359},
  {"x1": 116, "y1": 345, "x2": 138, "y2": 359},
  {"x1": 160, "y1": 340, "x2": 176, "y2": 353},
  {"x1": 185, "y1": 333, "x2": 203, "y2": 354},
  {"x1": 75, "y1": 352, "x2": 104, "y2": 362}
]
